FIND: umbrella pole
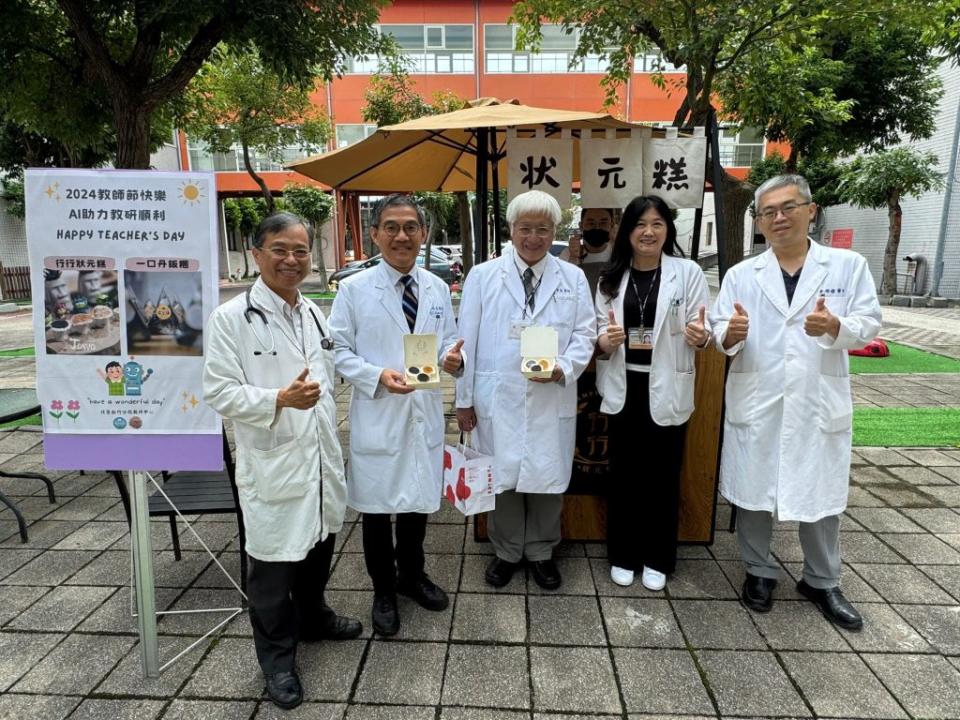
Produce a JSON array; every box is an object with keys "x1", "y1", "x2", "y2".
[
  {"x1": 490, "y1": 129, "x2": 502, "y2": 256},
  {"x1": 475, "y1": 127, "x2": 490, "y2": 264}
]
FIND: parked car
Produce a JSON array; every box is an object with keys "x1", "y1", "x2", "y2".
[{"x1": 328, "y1": 246, "x2": 461, "y2": 288}]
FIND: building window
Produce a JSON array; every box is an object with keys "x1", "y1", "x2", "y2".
[
  {"x1": 717, "y1": 126, "x2": 765, "y2": 167},
  {"x1": 336, "y1": 124, "x2": 378, "y2": 149},
  {"x1": 348, "y1": 24, "x2": 475, "y2": 74},
  {"x1": 633, "y1": 53, "x2": 684, "y2": 73},
  {"x1": 187, "y1": 140, "x2": 320, "y2": 172},
  {"x1": 484, "y1": 24, "x2": 613, "y2": 74}
]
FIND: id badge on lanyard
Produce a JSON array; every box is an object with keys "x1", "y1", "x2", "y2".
[
  {"x1": 509, "y1": 319, "x2": 533, "y2": 340},
  {"x1": 628, "y1": 326, "x2": 654, "y2": 350}
]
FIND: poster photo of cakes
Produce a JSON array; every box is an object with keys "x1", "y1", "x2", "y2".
[
  {"x1": 124, "y1": 269, "x2": 203, "y2": 356},
  {"x1": 43, "y1": 259, "x2": 121, "y2": 355}
]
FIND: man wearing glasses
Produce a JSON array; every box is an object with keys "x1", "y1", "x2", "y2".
[
  {"x1": 329, "y1": 194, "x2": 464, "y2": 636},
  {"x1": 456, "y1": 190, "x2": 596, "y2": 590},
  {"x1": 710, "y1": 174, "x2": 881, "y2": 631}
]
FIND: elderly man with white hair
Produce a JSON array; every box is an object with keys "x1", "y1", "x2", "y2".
[{"x1": 456, "y1": 190, "x2": 596, "y2": 589}]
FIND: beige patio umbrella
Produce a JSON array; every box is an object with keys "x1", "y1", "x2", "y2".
[{"x1": 288, "y1": 98, "x2": 635, "y2": 193}]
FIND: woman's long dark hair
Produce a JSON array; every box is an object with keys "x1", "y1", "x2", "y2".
[{"x1": 598, "y1": 195, "x2": 685, "y2": 300}]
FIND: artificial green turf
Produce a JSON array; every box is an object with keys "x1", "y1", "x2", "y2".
[
  {"x1": 853, "y1": 407, "x2": 960, "y2": 447},
  {"x1": 849, "y1": 341, "x2": 960, "y2": 374},
  {"x1": 0, "y1": 347, "x2": 35, "y2": 358},
  {"x1": 303, "y1": 291, "x2": 337, "y2": 300},
  {"x1": 0, "y1": 414, "x2": 41, "y2": 430}
]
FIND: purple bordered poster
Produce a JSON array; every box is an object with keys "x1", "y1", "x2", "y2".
[{"x1": 25, "y1": 168, "x2": 222, "y2": 470}]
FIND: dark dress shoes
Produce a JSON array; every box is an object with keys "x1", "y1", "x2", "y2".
[
  {"x1": 313, "y1": 614, "x2": 363, "y2": 641},
  {"x1": 397, "y1": 574, "x2": 449, "y2": 611},
  {"x1": 264, "y1": 670, "x2": 303, "y2": 710},
  {"x1": 485, "y1": 557, "x2": 520, "y2": 588},
  {"x1": 530, "y1": 559, "x2": 562, "y2": 590},
  {"x1": 372, "y1": 592, "x2": 400, "y2": 636},
  {"x1": 741, "y1": 574, "x2": 777, "y2": 612},
  {"x1": 797, "y1": 580, "x2": 864, "y2": 631}
]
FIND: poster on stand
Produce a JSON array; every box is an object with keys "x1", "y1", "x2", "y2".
[{"x1": 25, "y1": 169, "x2": 222, "y2": 470}]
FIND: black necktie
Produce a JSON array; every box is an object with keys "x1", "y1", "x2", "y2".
[
  {"x1": 522, "y1": 267, "x2": 536, "y2": 312},
  {"x1": 400, "y1": 275, "x2": 417, "y2": 331}
]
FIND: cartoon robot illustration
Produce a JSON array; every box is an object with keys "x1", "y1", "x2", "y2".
[
  {"x1": 96, "y1": 361, "x2": 126, "y2": 396},
  {"x1": 123, "y1": 359, "x2": 153, "y2": 396}
]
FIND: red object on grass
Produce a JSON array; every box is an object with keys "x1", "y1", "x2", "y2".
[{"x1": 849, "y1": 339, "x2": 889, "y2": 357}]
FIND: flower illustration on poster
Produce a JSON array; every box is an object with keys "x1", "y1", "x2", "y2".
[
  {"x1": 49, "y1": 399, "x2": 63, "y2": 423},
  {"x1": 66, "y1": 400, "x2": 80, "y2": 422}
]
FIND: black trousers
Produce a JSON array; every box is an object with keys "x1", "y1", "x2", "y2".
[
  {"x1": 362, "y1": 512, "x2": 427, "y2": 594},
  {"x1": 605, "y1": 371, "x2": 687, "y2": 575},
  {"x1": 247, "y1": 533, "x2": 336, "y2": 674}
]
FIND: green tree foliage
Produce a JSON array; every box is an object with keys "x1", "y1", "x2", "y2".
[
  {"x1": 360, "y1": 59, "x2": 472, "y2": 271},
  {"x1": 180, "y1": 46, "x2": 332, "y2": 213},
  {"x1": 282, "y1": 183, "x2": 335, "y2": 289},
  {"x1": 720, "y1": 23, "x2": 942, "y2": 166},
  {"x1": 748, "y1": 152, "x2": 843, "y2": 210},
  {"x1": 0, "y1": 1, "x2": 390, "y2": 169},
  {"x1": 838, "y1": 148, "x2": 944, "y2": 294},
  {"x1": 511, "y1": 0, "x2": 939, "y2": 270}
]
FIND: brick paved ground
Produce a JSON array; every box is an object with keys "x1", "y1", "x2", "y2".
[
  {"x1": 1, "y1": 285, "x2": 958, "y2": 718},
  {"x1": 0, "y1": 428, "x2": 959, "y2": 719}
]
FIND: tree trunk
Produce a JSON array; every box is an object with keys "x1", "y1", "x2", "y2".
[
  {"x1": 882, "y1": 194, "x2": 902, "y2": 295},
  {"x1": 241, "y1": 231, "x2": 251, "y2": 279},
  {"x1": 424, "y1": 213, "x2": 435, "y2": 271},
  {"x1": 717, "y1": 171, "x2": 755, "y2": 272},
  {"x1": 114, "y1": 105, "x2": 152, "y2": 169},
  {"x1": 241, "y1": 141, "x2": 274, "y2": 214},
  {"x1": 457, "y1": 192, "x2": 473, "y2": 277},
  {"x1": 315, "y1": 232, "x2": 329, "y2": 292}
]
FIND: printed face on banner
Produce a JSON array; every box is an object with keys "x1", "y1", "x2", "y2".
[
  {"x1": 641, "y1": 137, "x2": 707, "y2": 209},
  {"x1": 580, "y1": 137, "x2": 644, "y2": 209},
  {"x1": 506, "y1": 136, "x2": 574, "y2": 208},
  {"x1": 25, "y1": 169, "x2": 219, "y2": 437}
]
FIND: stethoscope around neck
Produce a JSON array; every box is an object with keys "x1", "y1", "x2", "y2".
[{"x1": 244, "y1": 287, "x2": 333, "y2": 356}]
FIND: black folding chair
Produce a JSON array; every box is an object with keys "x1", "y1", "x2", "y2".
[{"x1": 112, "y1": 429, "x2": 247, "y2": 591}]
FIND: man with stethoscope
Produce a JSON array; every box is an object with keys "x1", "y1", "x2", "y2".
[{"x1": 204, "y1": 212, "x2": 360, "y2": 710}]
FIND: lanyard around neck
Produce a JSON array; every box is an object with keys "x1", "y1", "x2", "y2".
[{"x1": 629, "y1": 265, "x2": 660, "y2": 330}]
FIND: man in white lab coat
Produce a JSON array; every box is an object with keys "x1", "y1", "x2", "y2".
[
  {"x1": 329, "y1": 195, "x2": 464, "y2": 637},
  {"x1": 204, "y1": 213, "x2": 360, "y2": 710},
  {"x1": 456, "y1": 190, "x2": 596, "y2": 590},
  {"x1": 710, "y1": 175, "x2": 881, "y2": 631}
]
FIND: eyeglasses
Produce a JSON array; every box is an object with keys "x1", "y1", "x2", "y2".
[
  {"x1": 379, "y1": 222, "x2": 422, "y2": 237},
  {"x1": 756, "y1": 202, "x2": 811, "y2": 221},
  {"x1": 266, "y1": 247, "x2": 311, "y2": 260},
  {"x1": 514, "y1": 225, "x2": 555, "y2": 239}
]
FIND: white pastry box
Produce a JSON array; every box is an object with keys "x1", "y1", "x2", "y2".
[
  {"x1": 520, "y1": 325, "x2": 558, "y2": 379},
  {"x1": 404, "y1": 333, "x2": 441, "y2": 389}
]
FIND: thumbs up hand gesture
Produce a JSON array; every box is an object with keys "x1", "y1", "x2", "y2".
[
  {"x1": 804, "y1": 296, "x2": 840, "y2": 338},
  {"x1": 277, "y1": 368, "x2": 322, "y2": 409},
  {"x1": 684, "y1": 305, "x2": 710, "y2": 349},
  {"x1": 443, "y1": 338, "x2": 465, "y2": 374},
  {"x1": 723, "y1": 302, "x2": 750, "y2": 349},
  {"x1": 600, "y1": 308, "x2": 626, "y2": 353}
]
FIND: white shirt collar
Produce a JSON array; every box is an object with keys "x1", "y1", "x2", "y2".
[
  {"x1": 258, "y1": 278, "x2": 302, "y2": 316},
  {"x1": 511, "y1": 246, "x2": 549, "y2": 281},
  {"x1": 381, "y1": 259, "x2": 419, "y2": 288}
]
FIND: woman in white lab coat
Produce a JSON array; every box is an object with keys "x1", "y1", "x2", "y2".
[{"x1": 594, "y1": 195, "x2": 710, "y2": 591}]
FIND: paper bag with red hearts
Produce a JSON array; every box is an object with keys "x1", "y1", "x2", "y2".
[{"x1": 442, "y1": 433, "x2": 496, "y2": 516}]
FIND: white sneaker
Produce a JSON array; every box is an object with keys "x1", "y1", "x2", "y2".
[
  {"x1": 610, "y1": 566, "x2": 635, "y2": 587},
  {"x1": 641, "y1": 567, "x2": 666, "y2": 591}
]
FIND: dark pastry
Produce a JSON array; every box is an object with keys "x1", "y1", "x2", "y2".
[
  {"x1": 417, "y1": 373, "x2": 430, "y2": 382},
  {"x1": 408, "y1": 366, "x2": 420, "y2": 374}
]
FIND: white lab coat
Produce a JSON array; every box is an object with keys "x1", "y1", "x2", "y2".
[
  {"x1": 328, "y1": 262, "x2": 461, "y2": 514},
  {"x1": 456, "y1": 247, "x2": 597, "y2": 494},
  {"x1": 710, "y1": 241, "x2": 881, "y2": 522},
  {"x1": 202, "y1": 279, "x2": 347, "y2": 562},
  {"x1": 594, "y1": 254, "x2": 710, "y2": 425}
]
